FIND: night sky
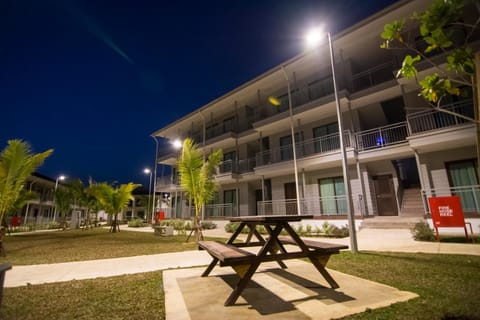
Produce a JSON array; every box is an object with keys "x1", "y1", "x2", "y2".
[{"x1": 1, "y1": 0, "x2": 398, "y2": 185}]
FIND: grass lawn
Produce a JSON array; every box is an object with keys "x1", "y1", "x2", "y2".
[
  {"x1": 0, "y1": 229, "x2": 479, "y2": 319},
  {"x1": 0, "y1": 228, "x2": 200, "y2": 265}
]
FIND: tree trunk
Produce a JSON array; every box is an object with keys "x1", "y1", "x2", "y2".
[
  {"x1": 0, "y1": 228, "x2": 6, "y2": 257},
  {"x1": 194, "y1": 215, "x2": 203, "y2": 242},
  {"x1": 110, "y1": 214, "x2": 120, "y2": 233}
]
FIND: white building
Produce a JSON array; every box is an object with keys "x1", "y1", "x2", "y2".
[{"x1": 152, "y1": 0, "x2": 479, "y2": 233}]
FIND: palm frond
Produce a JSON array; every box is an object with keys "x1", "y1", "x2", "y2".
[{"x1": 0, "y1": 139, "x2": 53, "y2": 222}]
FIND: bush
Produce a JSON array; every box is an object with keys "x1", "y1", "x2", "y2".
[
  {"x1": 128, "y1": 219, "x2": 146, "y2": 228},
  {"x1": 224, "y1": 222, "x2": 267, "y2": 234},
  {"x1": 411, "y1": 220, "x2": 436, "y2": 241},
  {"x1": 201, "y1": 221, "x2": 217, "y2": 230}
]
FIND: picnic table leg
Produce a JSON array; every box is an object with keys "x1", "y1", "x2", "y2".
[
  {"x1": 227, "y1": 222, "x2": 247, "y2": 244},
  {"x1": 264, "y1": 224, "x2": 287, "y2": 269},
  {"x1": 201, "y1": 257, "x2": 219, "y2": 277},
  {"x1": 308, "y1": 255, "x2": 339, "y2": 288},
  {"x1": 224, "y1": 224, "x2": 283, "y2": 306},
  {"x1": 283, "y1": 223, "x2": 339, "y2": 288}
]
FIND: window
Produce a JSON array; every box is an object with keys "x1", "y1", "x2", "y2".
[
  {"x1": 206, "y1": 123, "x2": 218, "y2": 139},
  {"x1": 224, "y1": 190, "x2": 237, "y2": 216},
  {"x1": 318, "y1": 177, "x2": 346, "y2": 215},
  {"x1": 447, "y1": 159, "x2": 479, "y2": 212},
  {"x1": 223, "y1": 117, "x2": 235, "y2": 133},
  {"x1": 313, "y1": 123, "x2": 339, "y2": 153},
  {"x1": 308, "y1": 77, "x2": 334, "y2": 101},
  {"x1": 279, "y1": 132, "x2": 302, "y2": 161},
  {"x1": 280, "y1": 135, "x2": 293, "y2": 161},
  {"x1": 222, "y1": 151, "x2": 236, "y2": 173}
]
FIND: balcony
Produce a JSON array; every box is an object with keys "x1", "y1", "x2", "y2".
[
  {"x1": 356, "y1": 122, "x2": 408, "y2": 151},
  {"x1": 255, "y1": 131, "x2": 353, "y2": 167},
  {"x1": 257, "y1": 196, "x2": 348, "y2": 216},
  {"x1": 204, "y1": 203, "x2": 237, "y2": 219},
  {"x1": 155, "y1": 176, "x2": 180, "y2": 191},
  {"x1": 351, "y1": 61, "x2": 396, "y2": 92},
  {"x1": 407, "y1": 100, "x2": 474, "y2": 135}
]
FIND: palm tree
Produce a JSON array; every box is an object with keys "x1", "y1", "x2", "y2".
[
  {"x1": 177, "y1": 138, "x2": 222, "y2": 242},
  {"x1": 83, "y1": 178, "x2": 103, "y2": 229},
  {"x1": 54, "y1": 186, "x2": 73, "y2": 230},
  {"x1": 0, "y1": 140, "x2": 52, "y2": 255},
  {"x1": 68, "y1": 179, "x2": 90, "y2": 229},
  {"x1": 91, "y1": 182, "x2": 140, "y2": 232}
]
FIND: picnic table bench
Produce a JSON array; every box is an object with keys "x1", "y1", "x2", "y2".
[{"x1": 199, "y1": 215, "x2": 348, "y2": 306}]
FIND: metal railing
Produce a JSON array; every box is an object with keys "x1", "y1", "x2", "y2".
[
  {"x1": 422, "y1": 185, "x2": 480, "y2": 214},
  {"x1": 351, "y1": 60, "x2": 396, "y2": 91},
  {"x1": 356, "y1": 122, "x2": 408, "y2": 151},
  {"x1": 257, "y1": 196, "x2": 347, "y2": 216},
  {"x1": 407, "y1": 100, "x2": 474, "y2": 135},
  {"x1": 203, "y1": 203, "x2": 237, "y2": 218},
  {"x1": 255, "y1": 130, "x2": 353, "y2": 166}
]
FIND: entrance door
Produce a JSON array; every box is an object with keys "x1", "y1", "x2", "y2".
[
  {"x1": 255, "y1": 189, "x2": 262, "y2": 215},
  {"x1": 373, "y1": 175, "x2": 398, "y2": 216},
  {"x1": 284, "y1": 182, "x2": 297, "y2": 215}
]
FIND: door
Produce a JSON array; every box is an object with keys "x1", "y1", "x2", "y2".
[
  {"x1": 284, "y1": 182, "x2": 297, "y2": 215},
  {"x1": 373, "y1": 175, "x2": 398, "y2": 216},
  {"x1": 255, "y1": 189, "x2": 262, "y2": 215}
]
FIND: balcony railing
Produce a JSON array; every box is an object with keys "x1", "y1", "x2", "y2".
[
  {"x1": 351, "y1": 61, "x2": 396, "y2": 92},
  {"x1": 218, "y1": 157, "x2": 256, "y2": 175},
  {"x1": 257, "y1": 196, "x2": 348, "y2": 216},
  {"x1": 255, "y1": 131, "x2": 353, "y2": 166},
  {"x1": 155, "y1": 176, "x2": 179, "y2": 190},
  {"x1": 407, "y1": 100, "x2": 474, "y2": 135},
  {"x1": 204, "y1": 203, "x2": 237, "y2": 218},
  {"x1": 356, "y1": 122, "x2": 408, "y2": 151},
  {"x1": 422, "y1": 185, "x2": 480, "y2": 214}
]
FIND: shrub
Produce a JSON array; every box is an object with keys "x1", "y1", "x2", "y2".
[
  {"x1": 224, "y1": 222, "x2": 267, "y2": 234},
  {"x1": 225, "y1": 222, "x2": 241, "y2": 233},
  {"x1": 201, "y1": 221, "x2": 217, "y2": 230},
  {"x1": 411, "y1": 220, "x2": 436, "y2": 241},
  {"x1": 128, "y1": 219, "x2": 145, "y2": 228}
]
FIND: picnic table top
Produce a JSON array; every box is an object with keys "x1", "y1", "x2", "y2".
[{"x1": 230, "y1": 215, "x2": 314, "y2": 223}]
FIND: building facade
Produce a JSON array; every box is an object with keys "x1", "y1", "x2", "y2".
[{"x1": 152, "y1": 0, "x2": 480, "y2": 232}]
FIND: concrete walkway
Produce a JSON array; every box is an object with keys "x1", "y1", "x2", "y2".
[{"x1": 4, "y1": 227, "x2": 479, "y2": 288}]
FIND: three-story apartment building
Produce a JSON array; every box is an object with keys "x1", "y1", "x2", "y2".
[{"x1": 152, "y1": 0, "x2": 479, "y2": 232}]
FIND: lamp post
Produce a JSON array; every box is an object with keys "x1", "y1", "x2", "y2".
[
  {"x1": 306, "y1": 29, "x2": 358, "y2": 253},
  {"x1": 270, "y1": 67, "x2": 302, "y2": 216},
  {"x1": 53, "y1": 175, "x2": 65, "y2": 221},
  {"x1": 152, "y1": 136, "x2": 159, "y2": 224},
  {"x1": 144, "y1": 168, "x2": 153, "y2": 222}
]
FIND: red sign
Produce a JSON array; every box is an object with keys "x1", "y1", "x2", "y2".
[{"x1": 428, "y1": 196, "x2": 465, "y2": 228}]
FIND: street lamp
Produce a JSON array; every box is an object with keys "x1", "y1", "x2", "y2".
[
  {"x1": 269, "y1": 67, "x2": 302, "y2": 216},
  {"x1": 306, "y1": 28, "x2": 358, "y2": 253},
  {"x1": 144, "y1": 168, "x2": 153, "y2": 222},
  {"x1": 53, "y1": 175, "x2": 66, "y2": 221}
]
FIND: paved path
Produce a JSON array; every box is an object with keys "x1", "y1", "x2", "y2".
[{"x1": 4, "y1": 227, "x2": 479, "y2": 288}]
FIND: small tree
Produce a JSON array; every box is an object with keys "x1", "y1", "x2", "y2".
[
  {"x1": 380, "y1": 0, "x2": 479, "y2": 177},
  {"x1": 177, "y1": 138, "x2": 222, "y2": 242},
  {"x1": 0, "y1": 140, "x2": 52, "y2": 255},
  {"x1": 91, "y1": 182, "x2": 140, "y2": 233},
  {"x1": 54, "y1": 186, "x2": 73, "y2": 230}
]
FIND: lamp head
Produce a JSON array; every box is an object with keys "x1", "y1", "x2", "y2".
[
  {"x1": 305, "y1": 27, "x2": 326, "y2": 49},
  {"x1": 172, "y1": 139, "x2": 183, "y2": 150},
  {"x1": 144, "y1": 168, "x2": 151, "y2": 174}
]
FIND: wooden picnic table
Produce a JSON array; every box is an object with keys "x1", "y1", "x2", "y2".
[{"x1": 199, "y1": 215, "x2": 348, "y2": 306}]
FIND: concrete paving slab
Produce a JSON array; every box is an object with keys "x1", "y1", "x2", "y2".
[
  {"x1": 164, "y1": 260, "x2": 418, "y2": 320},
  {"x1": 4, "y1": 251, "x2": 212, "y2": 287}
]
